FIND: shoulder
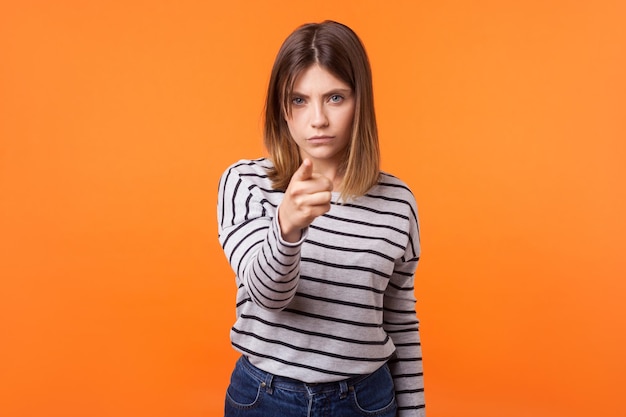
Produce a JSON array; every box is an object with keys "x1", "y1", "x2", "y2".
[
  {"x1": 221, "y1": 157, "x2": 273, "y2": 178},
  {"x1": 219, "y1": 158, "x2": 274, "y2": 187},
  {"x1": 374, "y1": 172, "x2": 420, "y2": 237},
  {"x1": 219, "y1": 158, "x2": 281, "y2": 200},
  {"x1": 372, "y1": 171, "x2": 417, "y2": 205},
  {"x1": 349, "y1": 172, "x2": 418, "y2": 223}
]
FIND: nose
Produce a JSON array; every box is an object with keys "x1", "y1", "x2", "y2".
[{"x1": 310, "y1": 102, "x2": 329, "y2": 128}]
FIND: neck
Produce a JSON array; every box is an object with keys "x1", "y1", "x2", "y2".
[{"x1": 311, "y1": 161, "x2": 344, "y2": 192}]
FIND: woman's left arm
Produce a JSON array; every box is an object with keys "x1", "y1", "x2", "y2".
[{"x1": 383, "y1": 193, "x2": 425, "y2": 417}]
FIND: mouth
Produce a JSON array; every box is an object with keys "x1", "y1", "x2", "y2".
[{"x1": 307, "y1": 135, "x2": 334, "y2": 143}]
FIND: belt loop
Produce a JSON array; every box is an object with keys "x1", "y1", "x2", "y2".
[
  {"x1": 262, "y1": 373, "x2": 274, "y2": 395},
  {"x1": 339, "y1": 380, "x2": 349, "y2": 399}
]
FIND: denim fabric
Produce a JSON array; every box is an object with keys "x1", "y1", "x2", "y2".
[{"x1": 225, "y1": 356, "x2": 397, "y2": 417}]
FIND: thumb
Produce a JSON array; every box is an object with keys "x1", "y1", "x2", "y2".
[{"x1": 296, "y1": 158, "x2": 313, "y2": 180}]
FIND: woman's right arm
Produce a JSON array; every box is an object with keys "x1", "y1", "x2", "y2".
[{"x1": 217, "y1": 162, "x2": 304, "y2": 311}]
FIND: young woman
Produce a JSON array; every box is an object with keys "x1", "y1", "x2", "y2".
[{"x1": 217, "y1": 21, "x2": 424, "y2": 417}]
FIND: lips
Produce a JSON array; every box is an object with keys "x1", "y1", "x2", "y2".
[{"x1": 307, "y1": 135, "x2": 334, "y2": 143}]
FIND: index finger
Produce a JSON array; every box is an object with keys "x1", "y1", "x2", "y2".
[{"x1": 295, "y1": 158, "x2": 313, "y2": 181}]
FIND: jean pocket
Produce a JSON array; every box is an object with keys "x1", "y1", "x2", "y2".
[
  {"x1": 351, "y1": 365, "x2": 397, "y2": 416},
  {"x1": 225, "y1": 361, "x2": 264, "y2": 409}
]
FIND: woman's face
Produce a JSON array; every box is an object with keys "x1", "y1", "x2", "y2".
[{"x1": 285, "y1": 64, "x2": 355, "y2": 170}]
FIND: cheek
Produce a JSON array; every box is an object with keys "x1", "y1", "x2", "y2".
[
  {"x1": 338, "y1": 110, "x2": 355, "y2": 130},
  {"x1": 286, "y1": 113, "x2": 305, "y2": 133},
  {"x1": 285, "y1": 118, "x2": 300, "y2": 141},
  {"x1": 337, "y1": 104, "x2": 355, "y2": 122}
]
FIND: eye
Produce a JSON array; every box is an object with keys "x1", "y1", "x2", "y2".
[
  {"x1": 329, "y1": 94, "x2": 343, "y2": 103},
  {"x1": 291, "y1": 97, "x2": 305, "y2": 105}
]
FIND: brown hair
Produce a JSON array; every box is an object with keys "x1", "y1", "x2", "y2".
[{"x1": 264, "y1": 20, "x2": 380, "y2": 201}]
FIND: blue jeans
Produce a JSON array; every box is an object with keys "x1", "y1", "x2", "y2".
[{"x1": 225, "y1": 356, "x2": 397, "y2": 417}]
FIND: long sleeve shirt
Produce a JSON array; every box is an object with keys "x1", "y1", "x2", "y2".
[{"x1": 217, "y1": 158, "x2": 425, "y2": 416}]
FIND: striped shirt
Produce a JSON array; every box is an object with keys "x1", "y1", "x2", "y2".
[{"x1": 217, "y1": 158, "x2": 424, "y2": 416}]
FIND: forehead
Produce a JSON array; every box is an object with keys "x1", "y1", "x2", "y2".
[{"x1": 290, "y1": 64, "x2": 351, "y2": 92}]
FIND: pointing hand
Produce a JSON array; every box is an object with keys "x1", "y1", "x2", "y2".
[{"x1": 278, "y1": 159, "x2": 333, "y2": 242}]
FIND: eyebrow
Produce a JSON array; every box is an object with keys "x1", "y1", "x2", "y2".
[{"x1": 290, "y1": 88, "x2": 353, "y2": 98}]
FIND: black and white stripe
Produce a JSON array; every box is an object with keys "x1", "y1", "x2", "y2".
[{"x1": 217, "y1": 158, "x2": 424, "y2": 416}]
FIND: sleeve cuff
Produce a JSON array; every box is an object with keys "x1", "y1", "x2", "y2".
[{"x1": 274, "y1": 204, "x2": 308, "y2": 247}]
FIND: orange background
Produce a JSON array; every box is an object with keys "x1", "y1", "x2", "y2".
[{"x1": 1, "y1": 1, "x2": 625, "y2": 416}]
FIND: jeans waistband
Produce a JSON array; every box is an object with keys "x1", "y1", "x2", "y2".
[{"x1": 238, "y1": 355, "x2": 385, "y2": 396}]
